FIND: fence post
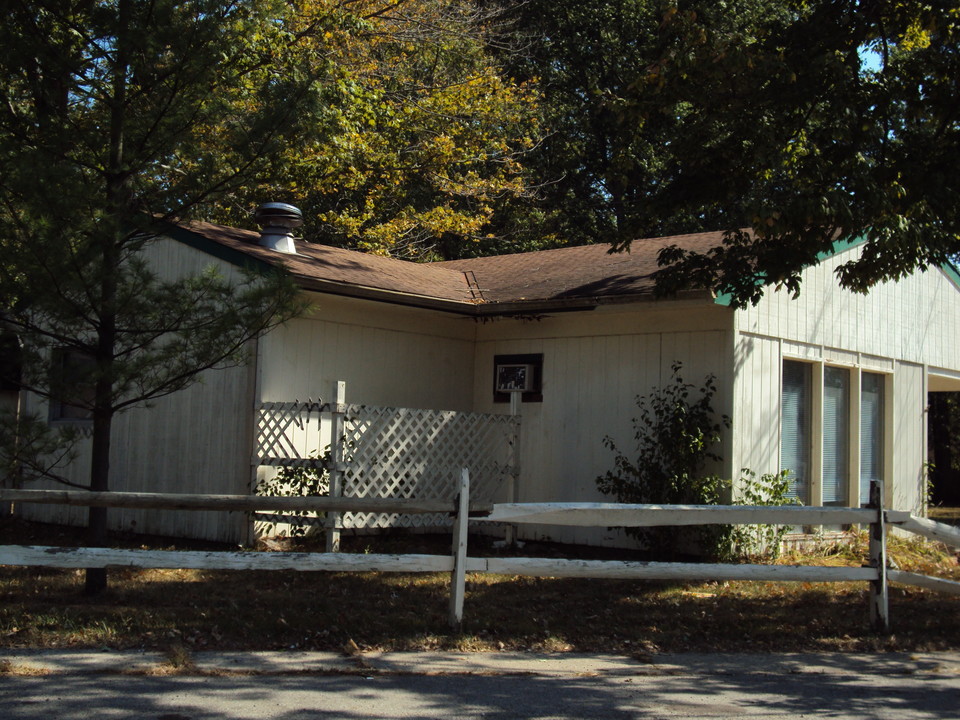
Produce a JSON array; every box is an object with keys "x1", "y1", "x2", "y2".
[
  {"x1": 325, "y1": 381, "x2": 346, "y2": 553},
  {"x1": 869, "y1": 478, "x2": 890, "y2": 634},
  {"x1": 449, "y1": 467, "x2": 470, "y2": 629},
  {"x1": 504, "y1": 392, "x2": 521, "y2": 545}
]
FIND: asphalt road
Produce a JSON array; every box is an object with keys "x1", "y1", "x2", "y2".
[{"x1": 2, "y1": 650, "x2": 959, "y2": 719}]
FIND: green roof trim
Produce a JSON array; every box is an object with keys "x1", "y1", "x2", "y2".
[
  {"x1": 713, "y1": 234, "x2": 870, "y2": 307},
  {"x1": 942, "y1": 261, "x2": 960, "y2": 292},
  {"x1": 160, "y1": 222, "x2": 273, "y2": 274}
]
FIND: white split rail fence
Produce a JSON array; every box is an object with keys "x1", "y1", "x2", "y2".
[{"x1": 2, "y1": 475, "x2": 960, "y2": 631}]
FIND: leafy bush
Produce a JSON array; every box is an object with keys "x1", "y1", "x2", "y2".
[
  {"x1": 596, "y1": 363, "x2": 797, "y2": 560},
  {"x1": 724, "y1": 469, "x2": 797, "y2": 561},
  {"x1": 596, "y1": 363, "x2": 729, "y2": 557},
  {"x1": 255, "y1": 455, "x2": 330, "y2": 538}
]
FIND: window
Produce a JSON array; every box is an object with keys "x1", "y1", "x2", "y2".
[
  {"x1": 781, "y1": 360, "x2": 811, "y2": 502},
  {"x1": 0, "y1": 331, "x2": 21, "y2": 392},
  {"x1": 822, "y1": 367, "x2": 850, "y2": 506},
  {"x1": 860, "y1": 373, "x2": 885, "y2": 506},
  {"x1": 781, "y1": 360, "x2": 888, "y2": 508},
  {"x1": 493, "y1": 353, "x2": 543, "y2": 403},
  {"x1": 49, "y1": 349, "x2": 96, "y2": 422}
]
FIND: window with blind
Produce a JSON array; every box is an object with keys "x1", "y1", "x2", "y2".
[
  {"x1": 781, "y1": 360, "x2": 811, "y2": 503},
  {"x1": 860, "y1": 372, "x2": 885, "y2": 505},
  {"x1": 48, "y1": 348, "x2": 96, "y2": 422},
  {"x1": 822, "y1": 366, "x2": 850, "y2": 506}
]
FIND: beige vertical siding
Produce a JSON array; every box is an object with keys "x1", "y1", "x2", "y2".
[
  {"x1": 18, "y1": 238, "x2": 257, "y2": 542},
  {"x1": 730, "y1": 334, "x2": 783, "y2": 482},
  {"x1": 471, "y1": 303, "x2": 733, "y2": 546},
  {"x1": 733, "y1": 245, "x2": 960, "y2": 513},
  {"x1": 257, "y1": 294, "x2": 476, "y2": 410},
  {"x1": 892, "y1": 361, "x2": 926, "y2": 514},
  {"x1": 737, "y1": 248, "x2": 960, "y2": 369}
]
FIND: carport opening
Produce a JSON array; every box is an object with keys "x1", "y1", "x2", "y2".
[{"x1": 928, "y1": 373, "x2": 960, "y2": 510}]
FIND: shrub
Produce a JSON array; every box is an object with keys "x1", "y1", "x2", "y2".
[
  {"x1": 255, "y1": 454, "x2": 330, "y2": 538},
  {"x1": 724, "y1": 469, "x2": 797, "y2": 561},
  {"x1": 596, "y1": 363, "x2": 729, "y2": 557}
]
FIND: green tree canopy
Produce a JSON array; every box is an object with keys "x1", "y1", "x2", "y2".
[
  {"x1": 489, "y1": 0, "x2": 960, "y2": 305},
  {"x1": 0, "y1": 0, "x2": 320, "y2": 592},
  {"x1": 202, "y1": 0, "x2": 542, "y2": 260}
]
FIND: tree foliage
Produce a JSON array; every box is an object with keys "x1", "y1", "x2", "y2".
[
  {"x1": 596, "y1": 364, "x2": 730, "y2": 557},
  {"x1": 0, "y1": 0, "x2": 317, "y2": 591},
  {"x1": 489, "y1": 0, "x2": 960, "y2": 304},
  {"x1": 203, "y1": 0, "x2": 542, "y2": 260}
]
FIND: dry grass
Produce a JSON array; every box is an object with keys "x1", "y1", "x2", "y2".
[{"x1": 1, "y1": 518, "x2": 959, "y2": 655}]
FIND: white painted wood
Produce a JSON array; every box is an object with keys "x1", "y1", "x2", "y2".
[
  {"x1": 0, "y1": 488, "x2": 483, "y2": 515},
  {"x1": 257, "y1": 295, "x2": 476, "y2": 412},
  {"x1": 326, "y1": 381, "x2": 346, "y2": 553},
  {"x1": 738, "y1": 249, "x2": 960, "y2": 371},
  {"x1": 472, "y1": 302, "x2": 730, "y2": 343},
  {"x1": 481, "y1": 557, "x2": 877, "y2": 582},
  {"x1": 448, "y1": 468, "x2": 470, "y2": 628},
  {"x1": 885, "y1": 512, "x2": 960, "y2": 548},
  {"x1": 730, "y1": 333, "x2": 781, "y2": 487},
  {"x1": 0, "y1": 545, "x2": 462, "y2": 573},
  {"x1": 471, "y1": 323, "x2": 733, "y2": 547},
  {"x1": 889, "y1": 570, "x2": 960, "y2": 596},
  {"x1": 18, "y1": 239, "x2": 257, "y2": 542},
  {"x1": 476, "y1": 503, "x2": 874, "y2": 527},
  {"x1": 892, "y1": 362, "x2": 924, "y2": 514},
  {"x1": 868, "y1": 480, "x2": 890, "y2": 633},
  {"x1": 733, "y1": 245, "x2": 960, "y2": 519}
]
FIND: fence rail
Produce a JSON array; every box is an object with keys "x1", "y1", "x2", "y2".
[{"x1": 2, "y1": 476, "x2": 960, "y2": 632}]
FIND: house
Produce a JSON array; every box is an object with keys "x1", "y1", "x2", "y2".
[{"x1": 12, "y1": 207, "x2": 960, "y2": 545}]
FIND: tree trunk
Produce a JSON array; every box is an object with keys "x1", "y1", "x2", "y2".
[
  {"x1": 83, "y1": 410, "x2": 112, "y2": 594},
  {"x1": 84, "y1": 0, "x2": 129, "y2": 596}
]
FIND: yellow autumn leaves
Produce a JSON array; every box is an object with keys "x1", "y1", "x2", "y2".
[{"x1": 205, "y1": 0, "x2": 541, "y2": 259}]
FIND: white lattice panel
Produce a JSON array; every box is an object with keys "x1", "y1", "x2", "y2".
[
  {"x1": 255, "y1": 401, "x2": 330, "y2": 469},
  {"x1": 339, "y1": 404, "x2": 518, "y2": 529},
  {"x1": 254, "y1": 400, "x2": 518, "y2": 530}
]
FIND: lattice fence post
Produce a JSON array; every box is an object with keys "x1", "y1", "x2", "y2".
[
  {"x1": 869, "y1": 478, "x2": 890, "y2": 634},
  {"x1": 449, "y1": 467, "x2": 470, "y2": 628},
  {"x1": 326, "y1": 381, "x2": 346, "y2": 553},
  {"x1": 503, "y1": 392, "x2": 522, "y2": 545}
]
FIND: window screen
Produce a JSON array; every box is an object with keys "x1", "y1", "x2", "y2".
[
  {"x1": 822, "y1": 367, "x2": 850, "y2": 505},
  {"x1": 860, "y1": 373, "x2": 885, "y2": 505},
  {"x1": 781, "y1": 361, "x2": 810, "y2": 502}
]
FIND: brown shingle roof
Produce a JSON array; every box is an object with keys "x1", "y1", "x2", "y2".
[
  {"x1": 179, "y1": 221, "x2": 475, "y2": 305},
  {"x1": 174, "y1": 221, "x2": 723, "y2": 313},
  {"x1": 435, "y1": 231, "x2": 723, "y2": 303}
]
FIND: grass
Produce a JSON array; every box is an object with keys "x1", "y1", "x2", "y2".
[{"x1": 1, "y1": 518, "x2": 959, "y2": 655}]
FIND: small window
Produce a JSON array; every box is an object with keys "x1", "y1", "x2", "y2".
[
  {"x1": 49, "y1": 349, "x2": 96, "y2": 422},
  {"x1": 822, "y1": 366, "x2": 850, "y2": 506},
  {"x1": 860, "y1": 373, "x2": 885, "y2": 506},
  {"x1": 0, "y1": 331, "x2": 21, "y2": 392},
  {"x1": 781, "y1": 360, "x2": 811, "y2": 503},
  {"x1": 493, "y1": 353, "x2": 543, "y2": 403}
]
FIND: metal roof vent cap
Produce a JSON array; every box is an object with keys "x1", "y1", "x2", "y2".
[{"x1": 254, "y1": 202, "x2": 303, "y2": 255}]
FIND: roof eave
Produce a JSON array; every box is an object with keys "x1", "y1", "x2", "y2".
[
  {"x1": 471, "y1": 288, "x2": 716, "y2": 316},
  {"x1": 296, "y1": 276, "x2": 716, "y2": 316}
]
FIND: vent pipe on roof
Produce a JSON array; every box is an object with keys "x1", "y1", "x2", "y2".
[{"x1": 254, "y1": 202, "x2": 303, "y2": 254}]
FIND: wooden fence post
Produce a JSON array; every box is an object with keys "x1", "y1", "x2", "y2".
[
  {"x1": 869, "y1": 478, "x2": 890, "y2": 634},
  {"x1": 504, "y1": 392, "x2": 521, "y2": 545},
  {"x1": 325, "y1": 381, "x2": 346, "y2": 553},
  {"x1": 449, "y1": 467, "x2": 470, "y2": 629}
]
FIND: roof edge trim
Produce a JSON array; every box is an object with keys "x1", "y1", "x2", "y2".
[
  {"x1": 162, "y1": 222, "x2": 274, "y2": 273},
  {"x1": 714, "y1": 234, "x2": 870, "y2": 307}
]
